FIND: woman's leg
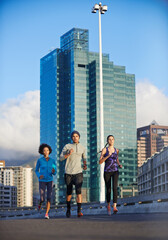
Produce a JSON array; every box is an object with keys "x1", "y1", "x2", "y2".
[
  {"x1": 39, "y1": 182, "x2": 46, "y2": 204},
  {"x1": 46, "y1": 181, "x2": 53, "y2": 215},
  {"x1": 104, "y1": 172, "x2": 112, "y2": 215},
  {"x1": 46, "y1": 201, "x2": 50, "y2": 214},
  {"x1": 112, "y1": 171, "x2": 119, "y2": 209},
  {"x1": 104, "y1": 172, "x2": 112, "y2": 204}
]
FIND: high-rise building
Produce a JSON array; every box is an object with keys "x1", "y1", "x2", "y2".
[
  {"x1": 0, "y1": 160, "x2": 5, "y2": 168},
  {"x1": 137, "y1": 121, "x2": 168, "y2": 167},
  {"x1": 40, "y1": 28, "x2": 137, "y2": 203},
  {"x1": 0, "y1": 167, "x2": 33, "y2": 207},
  {"x1": 138, "y1": 146, "x2": 168, "y2": 195}
]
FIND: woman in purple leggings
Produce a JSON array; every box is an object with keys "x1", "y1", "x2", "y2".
[{"x1": 99, "y1": 135, "x2": 122, "y2": 215}]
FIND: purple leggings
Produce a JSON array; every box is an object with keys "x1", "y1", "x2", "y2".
[{"x1": 39, "y1": 181, "x2": 53, "y2": 203}]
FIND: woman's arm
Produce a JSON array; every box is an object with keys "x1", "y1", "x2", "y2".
[
  {"x1": 116, "y1": 149, "x2": 122, "y2": 168},
  {"x1": 35, "y1": 159, "x2": 40, "y2": 178},
  {"x1": 52, "y1": 159, "x2": 56, "y2": 175},
  {"x1": 99, "y1": 148, "x2": 110, "y2": 165}
]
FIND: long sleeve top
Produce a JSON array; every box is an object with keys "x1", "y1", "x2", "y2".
[
  {"x1": 35, "y1": 156, "x2": 56, "y2": 182},
  {"x1": 60, "y1": 143, "x2": 86, "y2": 175}
]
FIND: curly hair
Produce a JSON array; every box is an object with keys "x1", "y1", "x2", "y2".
[{"x1": 38, "y1": 143, "x2": 52, "y2": 155}]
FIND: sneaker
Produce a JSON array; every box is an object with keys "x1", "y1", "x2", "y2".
[
  {"x1": 78, "y1": 212, "x2": 83, "y2": 218},
  {"x1": 107, "y1": 205, "x2": 111, "y2": 216},
  {"x1": 113, "y1": 207, "x2": 118, "y2": 214},
  {"x1": 45, "y1": 213, "x2": 49, "y2": 219},
  {"x1": 66, "y1": 209, "x2": 71, "y2": 218}
]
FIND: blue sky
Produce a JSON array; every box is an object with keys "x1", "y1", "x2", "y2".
[
  {"x1": 0, "y1": 0, "x2": 168, "y2": 162},
  {"x1": 0, "y1": 0, "x2": 168, "y2": 104}
]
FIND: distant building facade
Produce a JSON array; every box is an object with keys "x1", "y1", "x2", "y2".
[
  {"x1": 0, "y1": 183, "x2": 17, "y2": 208},
  {"x1": 138, "y1": 147, "x2": 168, "y2": 195},
  {"x1": 0, "y1": 167, "x2": 33, "y2": 207},
  {"x1": 137, "y1": 121, "x2": 168, "y2": 167}
]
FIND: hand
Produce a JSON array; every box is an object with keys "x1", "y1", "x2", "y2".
[
  {"x1": 83, "y1": 164, "x2": 87, "y2": 170},
  {"x1": 40, "y1": 175, "x2": 44, "y2": 179},
  {"x1": 119, "y1": 164, "x2": 122, "y2": 168},
  {"x1": 52, "y1": 168, "x2": 55, "y2": 173},
  {"x1": 69, "y1": 149, "x2": 74, "y2": 155}
]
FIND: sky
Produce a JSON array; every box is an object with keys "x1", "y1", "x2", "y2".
[{"x1": 0, "y1": 0, "x2": 168, "y2": 162}]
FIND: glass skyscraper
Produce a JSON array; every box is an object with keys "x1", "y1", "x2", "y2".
[{"x1": 40, "y1": 28, "x2": 137, "y2": 204}]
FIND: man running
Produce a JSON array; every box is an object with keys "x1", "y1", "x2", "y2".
[{"x1": 60, "y1": 131, "x2": 87, "y2": 218}]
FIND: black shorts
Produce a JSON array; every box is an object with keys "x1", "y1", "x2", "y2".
[{"x1": 64, "y1": 173, "x2": 83, "y2": 195}]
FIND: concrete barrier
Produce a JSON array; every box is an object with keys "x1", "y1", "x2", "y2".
[{"x1": 1, "y1": 192, "x2": 168, "y2": 219}]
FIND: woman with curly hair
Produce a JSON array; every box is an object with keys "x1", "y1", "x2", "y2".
[
  {"x1": 99, "y1": 135, "x2": 122, "y2": 215},
  {"x1": 35, "y1": 143, "x2": 56, "y2": 219}
]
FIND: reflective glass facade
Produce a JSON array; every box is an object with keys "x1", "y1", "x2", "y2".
[{"x1": 40, "y1": 28, "x2": 137, "y2": 203}]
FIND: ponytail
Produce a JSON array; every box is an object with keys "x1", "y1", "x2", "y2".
[
  {"x1": 97, "y1": 135, "x2": 115, "y2": 155},
  {"x1": 97, "y1": 142, "x2": 108, "y2": 155}
]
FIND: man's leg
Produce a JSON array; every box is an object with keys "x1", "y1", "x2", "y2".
[
  {"x1": 75, "y1": 173, "x2": 83, "y2": 217},
  {"x1": 65, "y1": 174, "x2": 73, "y2": 217}
]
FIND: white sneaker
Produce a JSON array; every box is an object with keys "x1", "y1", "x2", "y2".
[{"x1": 45, "y1": 213, "x2": 49, "y2": 219}]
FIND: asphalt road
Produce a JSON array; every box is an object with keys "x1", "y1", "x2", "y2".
[{"x1": 0, "y1": 213, "x2": 168, "y2": 240}]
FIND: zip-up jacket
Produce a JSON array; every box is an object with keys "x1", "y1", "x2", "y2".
[
  {"x1": 60, "y1": 143, "x2": 86, "y2": 175},
  {"x1": 35, "y1": 157, "x2": 56, "y2": 182}
]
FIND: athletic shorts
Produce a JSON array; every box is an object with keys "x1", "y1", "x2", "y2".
[
  {"x1": 64, "y1": 173, "x2": 83, "y2": 195},
  {"x1": 39, "y1": 181, "x2": 53, "y2": 202}
]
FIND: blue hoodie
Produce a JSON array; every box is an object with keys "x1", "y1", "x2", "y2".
[{"x1": 35, "y1": 156, "x2": 56, "y2": 182}]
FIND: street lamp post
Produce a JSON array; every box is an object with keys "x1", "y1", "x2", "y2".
[{"x1": 92, "y1": 2, "x2": 108, "y2": 202}]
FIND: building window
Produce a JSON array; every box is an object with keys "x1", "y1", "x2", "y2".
[{"x1": 78, "y1": 64, "x2": 85, "y2": 68}]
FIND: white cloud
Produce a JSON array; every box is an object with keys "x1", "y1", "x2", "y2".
[
  {"x1": 136, "y1": 79, "x2": 168, "y2": 128},
  {"x1": 1, "y1": 81, "x2": 167, "y2": 162},
  {"x1": 0, "y1": 91, "x2": 40, "y2": 161}
]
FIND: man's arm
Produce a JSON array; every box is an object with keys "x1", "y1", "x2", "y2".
[
  {"x1": 60, "y1": 145, "x2": 74, "y2": 161},
  {"x1": 82, "y1": 148, "x2": 87, "y2": 170}
]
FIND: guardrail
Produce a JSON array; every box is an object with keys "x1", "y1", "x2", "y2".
[{"x1": 1, "y1": 192, "x2": 168, "y2": 219}]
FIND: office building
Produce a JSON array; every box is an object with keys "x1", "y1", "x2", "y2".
[
  {"x1": 138, "y1": 146, "x2": 168, "y2": 195},
  {"x1": 0, "y1": 183, "x2": 17, "y2": 208},
  {"x1": 137, "y1": 121, "x2": 168, "y2": 167},
  {"x1": 40, "y1": 28, "x2": 137, "y2": 203},
  {"x1": 0, "y1": 167, "x2": 33, "y2": 207}
]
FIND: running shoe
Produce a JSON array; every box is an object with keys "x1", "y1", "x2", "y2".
[
  {"x1": 66, "y1": 209, "x2": 71, "y2": 218},
  {"x1": 77, "y1": 212, "x2": 83, "y2": 218},
  {"x1": 45, "y1": 213, "x2": 49, "y2": 219},
  {"x1": 113, "y1": 207, "x2": 118, "y2": 214},
  {"x1": 107, "y1": 205, "x2": 111, "y2": 216}
]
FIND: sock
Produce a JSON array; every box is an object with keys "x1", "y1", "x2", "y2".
[
  {"x1": 67, "y1": 201, "x2": 71, "y2": 210},
  {"x1": 77, "y1": 203, "x2": 81, "y2": 213}
]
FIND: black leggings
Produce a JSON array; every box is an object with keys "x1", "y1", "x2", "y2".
[{"x1": 104, "y1": 171, "x2": 119, "y2": 203}]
